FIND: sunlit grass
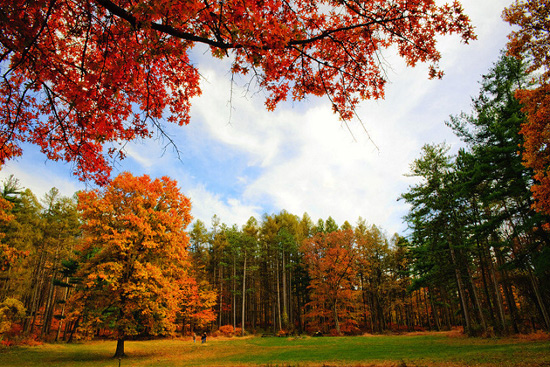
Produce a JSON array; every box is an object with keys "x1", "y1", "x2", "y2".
[{"x1": 1, "y1": 332, "x2": 549, "y2": 367}]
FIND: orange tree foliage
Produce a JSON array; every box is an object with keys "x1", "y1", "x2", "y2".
[
  {"x1": 0, "y1": 0, "x2": 475, "y2": 184},
  {"x1": 72, "y1": 172, "x2": 194, "y2": 357},
  {"x1": 301, "y1": 229, "x2": 358, "y2": 335},
  {"x1": 503, "y1": 0, "x2": 550, "y2": 218},
  {"x1": 516, "y1": 85, "x2": 550, "y2": 219},
  {"x1": 503, "y1": 0, "x2": 550, "y2": 80},
  {"x1": 179, "y1": 277, "x2": 217, "y2": 331}
]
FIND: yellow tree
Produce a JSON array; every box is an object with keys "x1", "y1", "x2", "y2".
[
  {"x1": 73, "y1": 172, "x2": 193, "y2": 358},
  {"x1": 0, "y1": 196, "x2": 15, "y2": 273}
]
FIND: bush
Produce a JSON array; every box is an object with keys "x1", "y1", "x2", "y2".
[
  {"x1": 218, "y1": 325, "x2": 236, "y2": 336},
  {"x1": 277, "y1": 329, "x2": 288, "y2": 337},
  {"x1": 0, "y1": 323, "x2": 42, "y2": 347},
  {"x1": 0, "y1": 298, "x2": 26, "y2": 340}
]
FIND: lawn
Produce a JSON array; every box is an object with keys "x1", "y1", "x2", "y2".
[{"x1": 1, "y1": 332, "x2": 549, "y2": 367}]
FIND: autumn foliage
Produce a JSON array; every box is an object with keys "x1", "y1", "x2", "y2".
[
  {"x1": 73, "y1": 172, "x2": 194, "y2": 357},
  {"x1": 516, "y1": 85, "x2": 550, "y2": 220},
  {"x1": 502, "y1": 0, "x2": 550, "y2": 81},
  {"x1": 0, "y1": 197, "x2": 15, "y2": 271},
  {"x1": 301, "y1": 229, "x2": 358, "y2": 335},
  {"x1": 0, "y1": 0, "x2": 475, "y2": 184},
  {"x1": 503, "y1": 0, "x2": 550, "y2": 219}
]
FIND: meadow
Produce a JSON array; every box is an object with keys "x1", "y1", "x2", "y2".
[{"x1": 1, "y1": 332, "x2": 549, "y2": 367}]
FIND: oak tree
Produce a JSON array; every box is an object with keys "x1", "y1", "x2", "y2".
[
  {"x1": 73, "y1": 172, "x2": 194, "y2": 358},
  {"x1": 1, "y1": 0, "x2": 475, "y2": 184}
]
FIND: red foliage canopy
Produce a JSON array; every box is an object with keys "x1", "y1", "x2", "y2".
[{"x1": 1, "y1": 0, "x2": 475, "y2": 184}]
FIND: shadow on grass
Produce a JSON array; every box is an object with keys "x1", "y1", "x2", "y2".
[
  {"x1": 49, "y1": 350, "x2": 161, "y2": 362},
  {"x1": 4, "y1": 344, "x2": 144, "y2": 364}
]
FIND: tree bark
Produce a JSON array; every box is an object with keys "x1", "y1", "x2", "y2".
[
  {"x1": 25, "y1": 249, "x2": 46, "y2": 333},
  {"x1": 56, "y1": 278, "x2": 71, "y2": 341},
  {"x1": 333, "y1": 299, "x2": 340, "y2": 335},
  {"x1": 450, "y1": 247, "x2": 472, "y2": 334},
  {"x1": 241, "y1": 253, "x2": 247, "y2": 336},
  {"x1": 428, "y1": 287, "x2": 441, "y2": 331},
  {"x1": 465, "y1": 262, "x2": 487, "y2": 334},
  {"x1": 218, "y1": 266, "x2": 223, "y2": 328},
  {"x1": 282, "y1": 249, "x2": 288, "y2": 329},
  {"x1": 488, "y1": 248, "x2": 507, "y2": 334},
  {"x1": 114, "y1": 338, "x2": 125, "y2": 359},
  {"x1": 527, "y1": 265, "x2": 550, "y2": 330},
  {"x1": 276, "y1": 258, "x2": 282, "y2": 331},
  {"x1": 41, "y1": 273, "x2": 57, "y2": 339},
  {"x1": 232, "y1": 254, "x2": 236, "y2": 331}
]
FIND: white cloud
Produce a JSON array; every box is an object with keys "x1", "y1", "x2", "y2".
[
  {"x1": 0, "y1": 0, "x2": 514, "y2": 237},
  {"x1": 0, "y1": 152, "x2": 86, "y2": 200},
  {"x1": 177, "y1": 0, "x2": 514, "y2": 235},
  {"x1": 185, "y1": 183, "x2": 262, "y2": 227}
]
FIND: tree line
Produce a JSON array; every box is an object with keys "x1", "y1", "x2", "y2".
[
  {"x1": 0, "y1": 176, "x2": 426, "y2": 344},
  {"x1": 1, "y1": 52, "x2": 550, "y2": 354}
]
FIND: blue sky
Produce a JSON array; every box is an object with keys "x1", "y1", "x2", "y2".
[{"x1": 0, "y1": 0, "x2": 513, "y2": 236}]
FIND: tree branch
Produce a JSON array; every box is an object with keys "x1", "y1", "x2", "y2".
[{"x1": 94, "y1": 0, "x2": 233, "y2": 49}]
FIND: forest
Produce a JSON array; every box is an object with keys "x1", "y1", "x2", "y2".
[
  {"x1": 1, "y1": 53, "x2": 549, "y2": 350},
  {"x1": 0, "y1": 0, "x2": 549, "y2": 361}
]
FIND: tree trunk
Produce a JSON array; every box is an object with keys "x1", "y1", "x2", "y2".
[
  {"x1": 478, "y1": 242, "x2": 497, "y2": 329},
  {"x1": 218, "y1": 266, "x2": 223, "y2": 328},
  {"x1": 241, "y1": 253, "x2": 247, "y2": 336},
  {"x1": 56, "y1": 280, "x2": 71, "y2": 341},
  {"x1": 428, "y1": 287, "x2": 441, "y2": 331},
  {"x1": 496, "y1": 250, "x2": 520, "y2": 333},
  {"x1": 423, "y1": 288, "x2": 432, "y2": 330},
  {"x1": 25, "y1": 249, "x2": 46, "y2": 333},
  {"x1": 41, "y1": 276, "x2": 57, "y2": 339},
  {"x1": 333, "y1": 300, "x2": 340, "y2": 335},
  {"x1": 289, "y1": 266, "x2": 293, "y2": 328},
  {"x1": 282, "y1": 250, "x2": 288, "y2": 329},
  {"x1": 488, "y1": 249, "x2": 507, "y2": 334},
  {"x1": 67, "y1": 315, "x2": 80, "y2": 343},
  {"x1": 114, "y1": 338, "x2": 125, "y2": 358},
  {"x1": 527, "y1": 265, "x2": 550, "y2": 330},
  {"x1": 465, "y1": 262, "x2": 487, "y2": 334},
  {"x1": 450, "y1": 247, "x2": 472, "y2": 334},
  {"x1": 232, "y1": 255, "x2": 236, "y2": 331},
  {"x1": 276, "y1": 258, "x2": 282, "y2": 331},
  {"x1": 360, "y1": 275, "x2": 368, "y2": 329}
]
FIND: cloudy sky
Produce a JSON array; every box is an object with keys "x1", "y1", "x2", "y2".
[{"x1": 0, "y1": 0, "x2": 514, "y2": 236}]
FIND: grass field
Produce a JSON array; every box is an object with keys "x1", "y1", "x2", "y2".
[{"x1": 1, "y1": 332, "x2": 549, "y2": 367}]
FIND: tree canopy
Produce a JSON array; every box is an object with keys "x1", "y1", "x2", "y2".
[
  {"x1": 74, "y1": 172, "x2": 194, "y2": 357},
  {"x1": 1, "y1": 0, "x2": 475, "y2": 184}
]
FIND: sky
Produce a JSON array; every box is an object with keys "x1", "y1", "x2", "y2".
[{"x1": 0, "y1": 0, "x2": 514, "y2": 236}]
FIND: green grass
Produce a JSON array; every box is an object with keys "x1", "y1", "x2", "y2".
[{"x1": 1, "y1": 333, "x2": 549, "y2": 367}]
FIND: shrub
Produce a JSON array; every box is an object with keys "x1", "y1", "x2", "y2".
[
  {"x1": 340, "y1": 320, "x2": 361, "y2": 335},
  {"x1": 218, "y1": 325, "x2": 236, "y2": 336},
  {"x1": 0, "y1": 298, "x2": 26, "y2": 334}
]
